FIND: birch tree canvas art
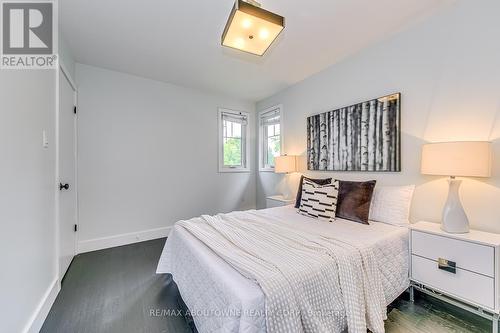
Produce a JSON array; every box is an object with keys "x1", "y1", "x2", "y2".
[{"x1": 307, "y1": 93, "x2": 401, "y2": 171}]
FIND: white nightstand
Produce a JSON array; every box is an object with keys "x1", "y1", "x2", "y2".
[
  {"x1": 266, "y1": 195, "x2": 295, "y2": 208},
  {"x1": 410, "y1": 221, "x2": 500, "y2": 333}
]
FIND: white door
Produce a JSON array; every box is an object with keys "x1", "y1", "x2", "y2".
[{"x1": 58, "y1": 70, "x2": 77, "y2": 280}]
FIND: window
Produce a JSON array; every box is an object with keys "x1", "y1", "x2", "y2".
[
  {"x1": 259, "y1": 105, "x2": 282, "y2": 171},
  {"x1": 218, "y1": 109, "x2": 250, "y2": 172}
]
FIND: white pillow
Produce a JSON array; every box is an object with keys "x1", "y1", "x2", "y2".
[
  {"x1": 369, "y1": 185, "x2": 415, "y2": 226},
  {"x1": 298, "y1": 179, "x2": 339, "y2": 222}
]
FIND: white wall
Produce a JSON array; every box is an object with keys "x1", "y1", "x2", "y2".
[
  {"x1": 59, "y1": 35, "x2": 76, "y2": 80},
  {"x1": 0, "y1": 70, "x2": 57, "y2": 332},
  {"x1": 76, "y1": 64, "x2": 256, "y2": 250},
  {"x1": 256, "y1": 0, "x2": 500, "y2": 233}
]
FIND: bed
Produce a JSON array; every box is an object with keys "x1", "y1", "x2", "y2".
[{"x1": 157, "y1": 205, "x2": 410, "y2": 333}]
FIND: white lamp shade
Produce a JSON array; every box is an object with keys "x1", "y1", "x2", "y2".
[
  {"x1": 275, "y1": 155, "x2": 296, "y2": 173},
  {"x1": 421, "y1": 141, "x2": 492, "y2": 177}
]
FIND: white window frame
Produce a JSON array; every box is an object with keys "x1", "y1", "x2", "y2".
[
  {"x1": 259, "y1": 104, "x2": 283, "y2": 172},
  {"x1": 218, "y1": 108, "x2": 250, "y2": 173}
]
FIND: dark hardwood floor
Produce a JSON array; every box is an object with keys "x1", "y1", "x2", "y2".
[
  {"x1": 386, "y1": 293, "x2": 491, "y2": 332},
  {"x1": 42, "y1": 238, "x2": 492, "y2": 333},
  {"x1": 41, "y1": 238, "x2": 191, "y2": 333}
]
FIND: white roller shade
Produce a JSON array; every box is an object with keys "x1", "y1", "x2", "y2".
[
  {"x1": 222, "y1": 112, "x2": 248, "y2": 125},
  {"x1": 260, "y1": 108, "x2": 280, "y2": 125}
]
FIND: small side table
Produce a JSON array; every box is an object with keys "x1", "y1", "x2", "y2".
[{"x1": 266, "y1": 195, "x2": 295, "y2": 208}]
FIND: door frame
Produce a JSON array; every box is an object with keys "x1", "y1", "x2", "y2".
[{"x1": 56, "y1": 62, "x2": 78, "y2": 282}]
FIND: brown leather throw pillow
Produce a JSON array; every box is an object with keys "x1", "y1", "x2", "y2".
[
  {"x1": 294, "y1": 176, "x2": 332, "y2": 208},
  {"x1": 336, "y1": 180, "x2": 376, "y2": 224}
]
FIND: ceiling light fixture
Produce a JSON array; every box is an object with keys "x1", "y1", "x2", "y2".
[{"x1": 221, "y1": 0, "x2": 285, "y2": 56}]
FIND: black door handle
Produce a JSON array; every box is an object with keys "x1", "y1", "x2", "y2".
[{"x1": 59, "y1": 183, "x2": 69, "y2": 191}]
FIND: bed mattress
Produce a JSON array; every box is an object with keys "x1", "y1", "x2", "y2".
[{"x1": 157, "y1": 205, "x2": 409, "y2": 333}]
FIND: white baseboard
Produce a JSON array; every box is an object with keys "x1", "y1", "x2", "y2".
[
  {"x1": 24, "y1": 278, "x2": 60, "y2": 333},
  {"x1": 77, "y1": 226, "x2": 172, "y2": 254}
]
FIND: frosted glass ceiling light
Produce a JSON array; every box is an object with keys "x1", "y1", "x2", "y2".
[{"x1": 221, "y1": 0, "x2": 285, "y2": 56}]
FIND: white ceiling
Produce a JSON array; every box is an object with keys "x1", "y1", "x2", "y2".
[{"x1": 60, "y1": 0, "x2": 452, "y2": 101}]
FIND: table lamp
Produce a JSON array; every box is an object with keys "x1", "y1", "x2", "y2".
[
  {"x1": 421, "y1": 141, "x2": 492, "y2": 233},
  {"x1": 275, "y1": 155, "x2": 297, "y2": 199}
]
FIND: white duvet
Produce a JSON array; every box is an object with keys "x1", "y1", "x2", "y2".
[{"x1": 157, "y1": 206, "x2": 409, "y2": 333}]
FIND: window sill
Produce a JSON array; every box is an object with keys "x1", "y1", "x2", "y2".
[
  {"x1": 219, "y1": 167, "x2": 251, "y2": 173},
  {"x1": 259, "y1": 167, "x2": 275, "y2": 173}
]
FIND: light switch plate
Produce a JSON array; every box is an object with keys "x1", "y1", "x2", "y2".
[{"x1": 42, "y1": 130, "x2": 49, "y2": 148}]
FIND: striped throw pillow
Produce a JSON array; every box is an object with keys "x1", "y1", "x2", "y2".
[{"x1": 298, "y1": 179, "x2": 339, "y2": 222}]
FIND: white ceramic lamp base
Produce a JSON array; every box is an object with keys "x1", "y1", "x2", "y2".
[
  {"x1": 281, "y1": 174, "x2": 293, "y2": 200},
  {"x1": 441, "y1": 178, "x2": 469, "y2": 234}
]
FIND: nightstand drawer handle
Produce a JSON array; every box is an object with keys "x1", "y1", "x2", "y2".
[{"x1": 438, "y1": 258, "x2": 456, "y2": 274}]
